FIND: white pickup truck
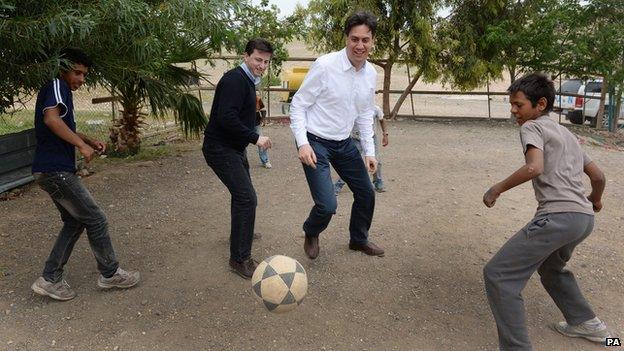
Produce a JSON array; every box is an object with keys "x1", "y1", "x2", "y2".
[{"x1": 554, "y1": 78, "x2": 623, "y2": 127}]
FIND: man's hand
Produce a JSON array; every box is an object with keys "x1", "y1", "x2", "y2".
[
  {"x1": 587, "y1": 194, "x2": 603, "y2": 212},
  {"x1": 78, "y1": 143, "x2": 96, "y2": 163},
  {"x1": 256, "y1": 136, "x2": 272, "y2": 150},
  {"x1": 298, "y1": 144, "x2": 317, "y2": 169},
  {"x1": 382, "y1": 133, "x2": 389, "y2": 147},
  {"x1": 483, "y1": 184, "x2": 502, "y2": 208},
  {"x1": 365, "y1": 156, "x2": 377, "y2": 173}
]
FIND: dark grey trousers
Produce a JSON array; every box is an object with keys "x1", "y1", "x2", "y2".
[
  {"x1": 483, "y1": 212, "x2": 596, "y2": 351},
  {"x1": 36, "y1": 172, "x2": 119, "y2": 283}
]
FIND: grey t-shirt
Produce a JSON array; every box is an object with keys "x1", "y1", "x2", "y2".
[{"x1": 520, "y1": 116, "x2": 593, "y2": 216}]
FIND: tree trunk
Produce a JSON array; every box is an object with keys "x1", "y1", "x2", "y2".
[
  {"x1": 382, "y1": 63, "x2": 393, "y2": 119},
  {"x1": 109, "y1": 106, "x2": 143, "y2": 156},
  {"x1": 509, "y1": 68, "x2": 517, "y2": 122},
  {"x1": 595, "y1": 76, "x2": 608, "y2": 130},
  {"x1": 390, "y1": 68, "x2": 422, "y2": 119},
  {"x1": 383, "y1": 34, "x2": 402, "y2": 120}
]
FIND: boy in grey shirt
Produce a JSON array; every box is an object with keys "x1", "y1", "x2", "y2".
[{"x1": 482, "y1": 73, "x2": 612, "y2": 350}]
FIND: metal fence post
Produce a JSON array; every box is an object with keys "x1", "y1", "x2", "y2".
[
  {"x1": 192, "y1": 61, "x2": 203, "y2": 108},
  {"x1": 111, "y1": 99, "x2": 116, "y2": 121},
  {"x1": 487, "y1": 77, "x2": 491, "y2": 120},
  {"x1": 267, "y1": 64, "x2": 271, "y2": 117},
  {"x1": 558, "y1": 75, "x2": 562, "y2": 124}
]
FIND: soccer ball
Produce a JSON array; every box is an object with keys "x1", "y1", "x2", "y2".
[{"x1": 251, "y1": 255, "x2": 307, "y2": 313}]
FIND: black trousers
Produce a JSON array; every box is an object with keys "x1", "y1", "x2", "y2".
[{"x1": 202, "y1": 141, "x2": 257, "y2": 262}]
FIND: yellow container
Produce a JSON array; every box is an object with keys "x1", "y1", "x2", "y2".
[{"x1": 281, "y1": 67, "x2": 309, "y2": 102}]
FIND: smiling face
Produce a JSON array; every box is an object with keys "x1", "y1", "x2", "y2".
[
  {"x1": 509, "y1": 91, "x2": 547, "y2": 126},
  {"x1": 60, "y1": 64, "x2": 88, "y2": 91},
  {"x1": 345, "y1": 24, "x2": 374, "y2": 70},
  {"x1": 243, "y1": 49, "x2": 272, "y2": 77}
]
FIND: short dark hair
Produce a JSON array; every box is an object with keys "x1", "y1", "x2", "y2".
[
  {"x1": 60, "y1": 48, "x2": 93, "y2": 70},
  {"x1": 245, "y1": 38, "x2": 274, "y2": 56},
  {"x1": 344, "y1": 11, "x2": 377, "y2": 37},
  {"x1": 507, "y1": 73, "x2": 555, "y2": 112}
]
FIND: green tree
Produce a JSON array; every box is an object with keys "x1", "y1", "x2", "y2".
[
  {"x1": 304, "y1": 0, "x2": 442, "y2": 119},
  {"x1": 83, "y1": 0, "x2": 237, "y2": 155},
  {"x1": 570, "y1": 0, "x2": 624, "y2": 130},
  {"x1": 1, "y1": 0, "x2": 237, "y2": 154},
  {"x1": 438, "y1": 0, "x2": 569, "y2": 89},
  {"x1": 0, "y1": 0, "x2": 95, "y2": 114},
  {"x1": 1, "y1": 0, "x2": 299, "y2": 154},
  {"x1": 222, "y1": 0, "x2": 305, "y2": 78},
  {"x1": 441, "y1": 0, "x2": 623, "y2": 130}
]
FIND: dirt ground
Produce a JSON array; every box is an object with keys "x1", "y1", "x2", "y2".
[{"x1": 1, "y1": 119, "x2": 623, "y2": 351}]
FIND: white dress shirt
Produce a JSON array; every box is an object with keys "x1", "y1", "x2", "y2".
[{"x1": 289, "y1": 48, "x2": 377, "y2": 156}]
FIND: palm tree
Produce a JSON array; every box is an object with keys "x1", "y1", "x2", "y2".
[
  {"x1": 86, "y1": 0, "x2": 237, "y2": 155},
  {"x1": 102, "y1": 43, "x2": 210, "y2": 155},
  {"x1": 1, "y1": 0, "x2": 298, "y2": 151}
]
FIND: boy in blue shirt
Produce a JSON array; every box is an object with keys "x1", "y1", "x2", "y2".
[
  {"x1": 482, "y1": 73, "x2": 612, "y2": 350},
  {"x1": 334, "y1": 105, "x2": 388, "y2": 194},
  {"x1": 31, "y1": 48, "x2": 139, "y2": 301}
]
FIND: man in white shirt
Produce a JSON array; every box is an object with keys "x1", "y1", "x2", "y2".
[{"x1": 290, "y1": 11, "x2": 384, "y2": 259}]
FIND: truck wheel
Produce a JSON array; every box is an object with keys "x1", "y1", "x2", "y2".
[
  {"x1": 281, "y1": 103, "x2": 290, "y2": 115},
  {"x1": 569, "y1": 110, "x2": 584, "y2": 125},
  {"x1": 590, "y1": 108, "x2": 611, "y2": 128}
]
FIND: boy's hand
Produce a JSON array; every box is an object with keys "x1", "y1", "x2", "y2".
[
  {"x1": 78, "y1": 144, "x2": 96, "y2": 163},
  {"x1": 483, "y1": 185, "x2": 502, "y2": 208},
  {"x1": 365, "y1": 156, "x2": 377, "y2": 173},
  {"x1": 89, "y1": 139, "x2": 106, "y2": 154},
  {"x1": 584, "y1": 162, "x2": 605, "y2": 213},
  {"x1": 587, "y1": 195, "x2": 603, "y2": 212}
]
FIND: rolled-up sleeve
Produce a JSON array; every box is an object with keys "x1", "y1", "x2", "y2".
[
  {"x1": 355, "y1": 107, "x2": 375, "y2": 156},
  {"x1": 354, "y1": 72, "x2": 377, "y2": 156},
  {"x1": 289, "y1": 61, "x2": 326, "y2": 148}
]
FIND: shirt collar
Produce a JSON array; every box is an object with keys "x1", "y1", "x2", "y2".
[
  {"x1": 240, "y1": 63, "x2": 262, "y2": 86},
  {"x1": 340, "y1": 48, "x2": 367, "y2": 72}
]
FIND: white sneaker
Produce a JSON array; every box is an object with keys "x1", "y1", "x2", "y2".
[
  {"x1": 31, "y1": 277, "x2": 76, "y2": 301},
  {"x1": 554, "y1": 318, "x2": 613, "y2": 343},
  {"x1": 97, "y1": 268, "x2": 140, "y2": 289},
  {"x1": 263, "y1": 162, "x2": 272, "y2": 169}
]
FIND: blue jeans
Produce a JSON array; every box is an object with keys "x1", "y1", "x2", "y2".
[
  {"x1": 255, "y1": 125, "x2": 269, "y2": 165},
  {"x1": 35, "y1": 172, "x2": 119, "y2": 283},
  {"x1": 203, "y1": 140, "x2": 257, "y2": 262},
  {"x1": 335, "y1": 134, "x2": 383, "y2": 189},
  {"x1": 302, "y1": 133, "x2": 375, "y2": 244}
]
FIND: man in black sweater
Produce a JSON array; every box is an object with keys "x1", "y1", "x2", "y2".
[{"x1": 203, "y1": 39, "x2": 273, "y2": 279}]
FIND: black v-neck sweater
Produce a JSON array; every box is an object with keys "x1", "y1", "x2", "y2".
[{"x1": 204, "y1": 66, "x2": 259, "y2": 151}]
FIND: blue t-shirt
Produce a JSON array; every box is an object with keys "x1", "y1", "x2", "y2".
[{"x1": 32, "y1": 78, "x2": 76, "y2": 173}]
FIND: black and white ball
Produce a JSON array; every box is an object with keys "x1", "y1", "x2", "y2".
[{"x1": 251, "y1": 255, "x2": 307, "y2": 313}]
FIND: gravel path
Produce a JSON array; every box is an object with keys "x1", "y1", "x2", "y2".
[{"x1": 1, "y1": 119, "x2": 622, "y2": 350}]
